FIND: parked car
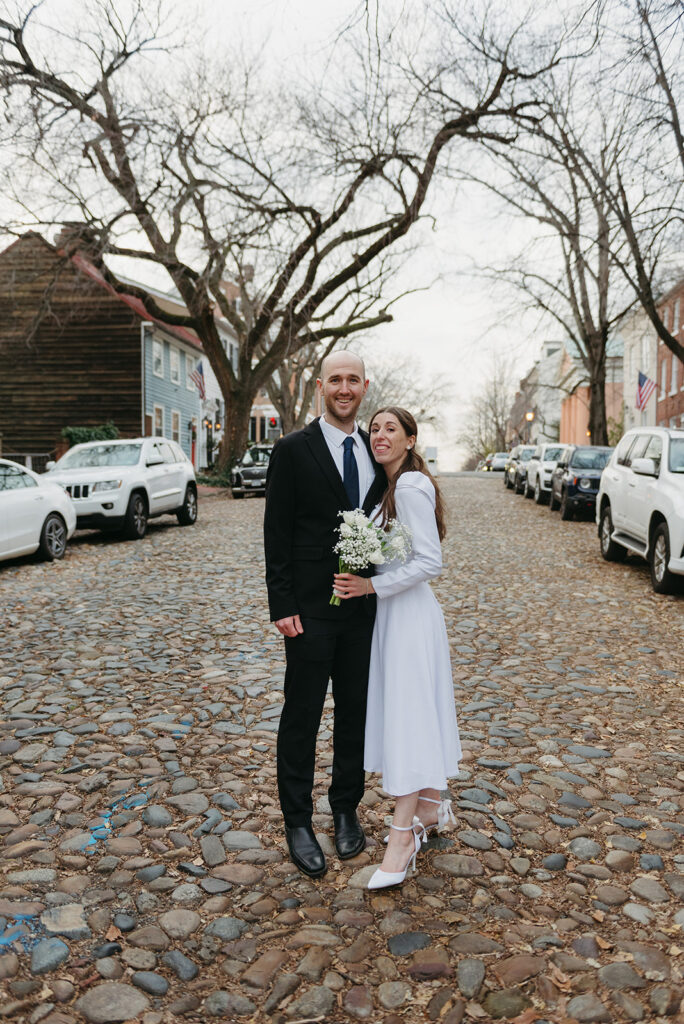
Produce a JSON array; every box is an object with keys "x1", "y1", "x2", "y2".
[
  {"x1": 597, "y1": 427, "x2": 684, "y2": 594},
  {"x1": 231, "y1": 445, "x2": 272, "y2": 498},
  {"x1": 490, "y1": 451, "x2": 508, "y2": 473},
  {"x1": 504, "y1": 445, "x2": 536, "y2": 492},
  {"x1": 45, "y1": 438, "x2": 197, "y2": 539},
  {"x1": 549, "y1": 445, "x2": 613, "y2": 519},
  {"x1": 524, "y1": 443, "x2": 570, "y2": 503},
  {"x1": 483, "y1": 453, "x2": 494, "y2": 471},
  {"x1": 0, "y1": 458, "x2": 76, "y2": 563}
]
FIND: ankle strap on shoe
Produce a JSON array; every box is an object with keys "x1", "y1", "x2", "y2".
[
  {"x1": 390, "y1": 823, "x2": 416, "y2": 832},
  {"x1": 418, "y1": 796, "x2": 441, "y2": 805}
]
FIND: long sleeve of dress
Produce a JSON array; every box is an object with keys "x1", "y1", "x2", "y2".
[{"x1": 371, "y1": 477, "x2": 442, "y2": 599}]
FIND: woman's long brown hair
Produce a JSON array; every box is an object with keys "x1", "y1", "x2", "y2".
[{"x1": 369, "y1": 406, "x2": 447, "y2": 541}]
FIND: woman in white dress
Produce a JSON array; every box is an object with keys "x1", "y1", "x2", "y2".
[{"x1": 333, "y1": 407, "x2": 461, "y2": 889}]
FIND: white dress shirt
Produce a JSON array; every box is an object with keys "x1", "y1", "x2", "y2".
[{"x1": 319, "y1": 415, "x2": 374, "y2": 505}]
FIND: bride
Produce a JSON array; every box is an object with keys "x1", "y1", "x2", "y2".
[{"x1": 333, "y1": 406, "x2": 461, "y2": 889}]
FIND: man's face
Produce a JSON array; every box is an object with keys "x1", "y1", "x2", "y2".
[{"x1": 318, "y1": 356, "x2": 368, "y2": 426}]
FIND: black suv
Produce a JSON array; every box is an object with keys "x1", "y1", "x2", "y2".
[
  {"x1": 549, "y1": 445, "x2": 613, "y2": 520},
  {"x1": 231, "y1": 446, "x2": 272, "y2": 498}
]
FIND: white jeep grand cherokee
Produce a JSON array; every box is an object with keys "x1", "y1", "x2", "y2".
[
  {"x1": 45, "y1": 437, "x2": 198, "y2": 539},
  {"x1": 596, "y1": 427, "x2": 684, "y2": 593}
]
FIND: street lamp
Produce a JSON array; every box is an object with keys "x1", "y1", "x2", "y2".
[{"x1": 525, "y1": 410, "x2": 535, "y2": 443}]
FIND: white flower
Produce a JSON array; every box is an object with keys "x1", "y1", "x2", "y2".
[
  {"x1": 369, "y1": 552, "x2": 385, "y2": 564},
  {"x1": 339, "y1": 523, "x2": 352, "y2": 537}
]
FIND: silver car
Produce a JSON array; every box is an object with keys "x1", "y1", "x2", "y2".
[
  {"x1": 1, "y1": 458, "x2": 76, "y2": 563},
  {"x1": 524, "y1": 443, "x2": 570, "y2": 503}
]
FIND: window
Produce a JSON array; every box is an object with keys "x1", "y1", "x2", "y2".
[
  {"x1": 153, "y1": 405, "x2": 164, "y2": 435},
  {"x1": 660, "y1": 357, "x2": 668, "y2": 396},
  {"x1": 628, "y1": 434, "x2": 650, "y2": 465},
  {"x1": 234, "y1": 296, "x2": 242, "y2": 315},
  {"x1": 674, "y1": 298, "x2": 681, "y2": 334},
  {"x1": 662, "y1": 306, "x2": 670, "y2": 331},
  {"x1": 616, "y1": 434, "x2": 636, "y2": 466},
  {"x1": 158, "y1": 442, "x2": 176, "y2": 463},
  {"x1": 0, "y1": 465, "x2": 37, "y2": 490},
  {"x1": 644, "y1": 434, "x2": 662, "y2": 473},
  {"x1": 171, "y1": 410, "x2": 180, "y2": 443},
  {"x1": 153, "y1": 340, "x2": 163, "y2": 378},
  {"x1": 669, "y1": 355, "x2": 677, "y2": 396},
  {"x1": 170, "y1": 347, "x2": 180, "y2": 384},
  {"x1": 186, "y1": 355, "x2": 196, "y2": 391}
]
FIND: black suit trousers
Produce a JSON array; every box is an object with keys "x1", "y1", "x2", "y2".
[{"x1": 277, "y1": 605, "x2": 373, "y2": 827}]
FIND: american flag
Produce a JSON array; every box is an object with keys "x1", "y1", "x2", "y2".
[
  {"x1": 189, "y1": 360, "x2": 206, "y2": 400},
  {"x1": 636, "y1": 370, "x2": 656, "y2": 411}
]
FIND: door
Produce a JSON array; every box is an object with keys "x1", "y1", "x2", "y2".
[
  {"x1": 0, "y1": 465, "x2": 44, "y2": 556},
  {"x1": 144, "y1": 442, "x2": 171, "y2": 513},
  {"x1": 157, "y1": 442, "x2": 184, "y2": 509},
  {"x1": 626, "y1": 434, "x2": 662, "y2": 541},
  {"x1": 607, "y1": 434, "x2": 638, "y2": 530}
]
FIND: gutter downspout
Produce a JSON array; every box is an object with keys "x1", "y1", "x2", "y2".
[{"x1": 140, "y1": 322, "x2": 153, "y2": 435}]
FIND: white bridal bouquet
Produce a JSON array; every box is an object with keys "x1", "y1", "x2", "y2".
[{"x1": 330, "y1": 509, "x2": 411, "y2": 606}]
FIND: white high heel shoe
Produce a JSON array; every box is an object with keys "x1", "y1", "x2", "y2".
[
  {"x1": 415, "y1": 795, "x2": 456, "y2": 838},
  {"x1": 383, "y1": 796, "x2": 456, "y2": 847},
  {"x1": 368, "y1": 823, "x2": 422, "y2": 890}
]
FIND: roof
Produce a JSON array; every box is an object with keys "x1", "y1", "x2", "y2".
[{"x1": 68, "y1": 252, "x2": 203, "y2": 352}]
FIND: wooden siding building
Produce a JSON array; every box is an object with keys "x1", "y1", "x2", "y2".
[{"x1": 0, "y1": 233, "x2": 203, "y2": 461}]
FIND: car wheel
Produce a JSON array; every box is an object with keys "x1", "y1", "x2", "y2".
[
  {"x1": 505, "y1": 474, "x2": 513, "y2": 489},
  {"x1": 560, "y1": 490, "x2": 574, "y2": 520},
  {"x1": 649, "y1": 522, "x2": 678, "y2": 594},
  {"x1": 38, "y1": 512, "x2": 67, "y2": 561},
  {"x1": 123, "y1": 491, "x2": 147, "y2": 539},
  {"x1": 177, "y1": 485, "x2": 198, "y2": 526},
  {"x1": 534, "y1": 479, "x2": 546, "y2": 505},
  {"x1": 524, "y1": 477, "x2": 533, "y2": 499},
  {"x1": 514, "y1": 475, "x2": 523, "y2": 494},
  {"x1": 599, "y1": 505, "x2": 627, "y2": 562},
  {"x1": 549, "y1": 484, "x2": 560, "y2": 510}
]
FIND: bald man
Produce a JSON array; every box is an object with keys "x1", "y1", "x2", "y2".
[{"x1": 264, "y1": 351, "x2": 386, "y2": 877}]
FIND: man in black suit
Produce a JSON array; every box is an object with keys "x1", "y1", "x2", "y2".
[{"x1": 263, "y1": 351, "x2": 386, "y2": 877}]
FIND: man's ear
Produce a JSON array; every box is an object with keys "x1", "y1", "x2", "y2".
[
  {"x1": 363, "y1": 379, "x2": 369, "y2": 394},
  {"x1": 316, "y1": 378, "x2": 323, "y2": 391}
]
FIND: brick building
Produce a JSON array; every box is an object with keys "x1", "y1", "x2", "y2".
[{"x1": 656, "y1": 278, "x2": 684, "y2": 428}]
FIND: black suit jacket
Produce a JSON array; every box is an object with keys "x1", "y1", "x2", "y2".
[{"x1": 264, "y1": 418, "x2": 387, "y2": 622}]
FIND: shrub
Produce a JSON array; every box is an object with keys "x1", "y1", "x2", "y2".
[{"x1": 61, "y1": 421, "x2": 120, "y2": 446}]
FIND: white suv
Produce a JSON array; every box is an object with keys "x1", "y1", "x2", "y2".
[
  {"x1": 524, "y1": 443, "x2": 570, "y2": 503},
  {"x1": 45, "y1": 438, "x2": 197, "y2": 539},
  {"x1": 597, "y1": 427, "x2": 684, "y2": 594}
]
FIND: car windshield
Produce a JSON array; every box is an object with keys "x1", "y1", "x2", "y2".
[
  {"x1": 520, "y1": 449, "x2": 534, "y2": 461},
  {"x1": 669, "y1": 438, "x2": 684, "y2": 472},
  {"x1": 494, "y1": 452, "x2": 507, "y2": 459},
  {"x1": 57, "y1": 443, "x2": 143, "y2": 468},
  {"x1": 250, "y1": 449, "x2": 271, "y2": 465},
  {"x1": 545, "y1": 447, "x2": 564, "y2": 460},
  {"x1": 570, "y1": 448, "x2": 611, "y2": 469}
]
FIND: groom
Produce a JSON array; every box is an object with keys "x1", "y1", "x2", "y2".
[{"x1": 264, "y1": 351, "x2": 386, "y2": 877}]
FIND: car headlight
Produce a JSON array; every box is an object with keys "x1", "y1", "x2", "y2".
[
  {"x1": 579, "y1": 478, "x2": 592, "y2": 489},
  {"x1": 92, "y1": 479, "x2": 123, "y2": 493}
]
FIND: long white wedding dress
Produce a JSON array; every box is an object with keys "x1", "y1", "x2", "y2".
[{"x1": 364, "y1": 471, "x2": 461, "y2": 795}]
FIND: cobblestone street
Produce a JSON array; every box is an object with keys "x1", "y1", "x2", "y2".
[{"x1": 1, "y1": 475, "x2": 682, "y2": 1024}]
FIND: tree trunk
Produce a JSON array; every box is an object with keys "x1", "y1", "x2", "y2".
[
  {"x1": 587, "y1": 355, "x2": 608, "y2": 445},
  {"x1": 216, "y1": 385, "x2": 254, "y2": 472}
]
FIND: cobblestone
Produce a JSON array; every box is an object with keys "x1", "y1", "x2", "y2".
[{"x1": 0, "y1": 479, "x2": 682, "y2": 1022}]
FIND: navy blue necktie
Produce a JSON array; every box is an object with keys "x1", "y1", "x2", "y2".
[{"x1": 343, "y1": 436, "x2": 360, "y2": 509}]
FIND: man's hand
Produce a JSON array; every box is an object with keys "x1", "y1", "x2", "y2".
[{"x1": 275, "y1": 614, "x2": 304, "y2": 637}]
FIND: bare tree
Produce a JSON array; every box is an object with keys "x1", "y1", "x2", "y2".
[
  {"x1": 0, "y1": 0, "x2": 572, "y2": 467},
  {"x1": 460, "y1": 68, "x2": 641, "y2": 445},
  {"x1": 458, "y1": 354, "x2": 516, "y2": 460},
  {"x1": 357, "y1": 349, "x2": 453, "y2": 429},
  {"x1": 573, "y1": 0, "x2": 684, "y2": 363}
]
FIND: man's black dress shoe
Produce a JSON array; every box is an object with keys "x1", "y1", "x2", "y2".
[
  {"x1": 333, "y1": 811, "x2": 366, "y2": 859},
  {"x1": 285, "y1": 825, "x2": 326, "y2": 878}
]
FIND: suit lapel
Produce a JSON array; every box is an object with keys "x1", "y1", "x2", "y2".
[
  {"x1": 359, "y1": 428, "x2": 387, "y2": 515},
  {"x1": 305, "y1": 419, "x2": 351, "y2": 510}
]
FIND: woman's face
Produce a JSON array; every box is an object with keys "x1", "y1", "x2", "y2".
[{"x1": 370, "y1": 412, "x2": 415, "y2": 475}]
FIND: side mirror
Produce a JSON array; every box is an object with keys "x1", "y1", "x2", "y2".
[
  {"x1": 45, "y1": 460, "x2": 56, "y2": 471},
  {"x1": 631, "y1": 457, "x2": 657, "y2": 477}
]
